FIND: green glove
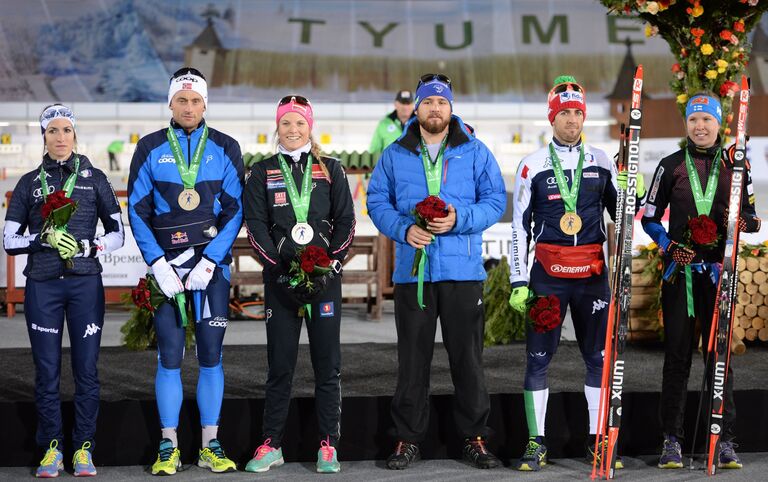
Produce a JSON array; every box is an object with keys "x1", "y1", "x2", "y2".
[
  {"x1": 508, "y1": 286, "x2": 530, "y2": 313},
  {"x1": 616, "y1": 171, "x2": 645, "y2": 198},
  {"x1": 48, "y1": 229, "x2": 78, "y2": 259}
]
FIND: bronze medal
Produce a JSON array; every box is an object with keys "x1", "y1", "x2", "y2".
[
  {"x1": 178, "y1": 188, "x2": 200, "y2": 211},
  {"x1": 560, "y1": 212, "x2": 582, "y2": 235}
]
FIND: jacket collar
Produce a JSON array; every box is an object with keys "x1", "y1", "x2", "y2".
[
  {"x1": 686, "y1": 136, "x2": 721, "y2": 159},
  {"x1": 170, "y1": 118, "x2": 207, "y2": 138},
  {"x1": 42, "y1": 152, "x2": 90, "y2": 172},
  {"x1": 551, "y1": 136, "x2": 583, "y2": 152},
  {"x1": 396, "y1": 115, "x2": 472, "y2": 153}
]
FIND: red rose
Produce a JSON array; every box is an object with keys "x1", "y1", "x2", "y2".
[
  {"x1": 299, "y1": 245, "x2": 331, "y2": 273},
  {"x1": 719, "y1": 81, "x2": 738, "y2": 98},
  {"x1": 528, "y1": 306, "x2": 541, "y2": 320},
  {"x1": 534, "y1": 297, "x2": 549, "y2": 310},
  {"x1": 41, "y1": 191, "x2": 76, "y2": 220},
  {"x1": 546, "y1": 294, "x2": 559, "y2": 309},
  {"x1": 719, "y1": 30, "x2": 733, "y2": 41},
  {"x1": 688, "y1": 215, "x2": 718, "y2": 246},
  {"x1": 415, "y1": 196, "x2": 447, "y2": 222},
  {"x1": 131, "y1": 278, "x2": 153, "y2": 312}
]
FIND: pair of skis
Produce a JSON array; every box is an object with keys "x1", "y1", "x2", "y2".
[
  {"x1": 591, "y1": 65, "x2": 644, "y2": 480},
  {"x1": 592, "y1": 73, "x2": 751, "y2": 479}
]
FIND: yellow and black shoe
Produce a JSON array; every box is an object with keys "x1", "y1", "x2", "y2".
[
  {"x1": 588, "y1": 436, "x2": 624, "y2": 470},
  {"x1": 151, "y1": 439, "x2": 181, "y2": 476},
  {"x1": 517, "y1": 437, "x2": 547, "y2": 471}
]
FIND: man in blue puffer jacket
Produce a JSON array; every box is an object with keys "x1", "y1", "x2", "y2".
[{"x1": 367, "y1": 74, "x2": 506, "y2": 471}]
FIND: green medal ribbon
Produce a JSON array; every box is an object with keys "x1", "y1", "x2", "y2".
[
  {"x1": 415, "y1": 137, "x2": 447, "y2": 309},
  {"x1": 548, "y1": 143, "x2": 584, "y2": 216},
  {"x1": 278, "y1": 153, "x2": 315, "y2": 317},
  {"x1": 277, "y1": 153, "x2": 313, "y2": 224},
  {"x1": 682, "y1": 149, "x2": 722, "y2": 317},
  {"x1": 39, "y1": 156, "x2": 80, "y2": 202},
  {"x1": 166, "y1": 124, "x2": 208, "y2": 189},
  {"x1": 175, "y1": 292, "x2": 188, "y2": 328}
]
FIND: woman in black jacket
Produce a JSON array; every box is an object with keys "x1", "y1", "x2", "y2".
[
  {"x1": 2, "y1": 104, "x2": 124, "y2": 477},
  {"x1": 243, "y1": 95, "x2": 355, "y2": 474}
]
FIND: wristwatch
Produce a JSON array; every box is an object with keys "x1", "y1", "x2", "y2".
[{"x1": 330, "y1": 259, "x2": 342, "y2": 274}]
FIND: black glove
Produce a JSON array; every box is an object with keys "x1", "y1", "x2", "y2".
[
  {"x1": 667, "y1": 241, "x2": 696, "y2": 265},
  {"x1": 723, "y1": 208, "x2": 760, "y2": 233}
]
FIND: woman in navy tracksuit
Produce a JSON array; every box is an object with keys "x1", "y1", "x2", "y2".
[{"x1": 3, "y1": 104, "x2": 124, "y2": 477}]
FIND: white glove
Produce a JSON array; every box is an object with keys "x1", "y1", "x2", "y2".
[
  {"x1": 151, "y1": 257, "x2": 184, "y2": 298},
  {"x1": 185, "y1": 257, "x2": 216, "y2": 291}
]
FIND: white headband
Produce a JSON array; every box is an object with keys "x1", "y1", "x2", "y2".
[
  {"x1": 40, "y1": 105, "x2": 76, "y2": 131},
  {"x1": 168, "y1": 72, "x2": 208, "y2": 106}
]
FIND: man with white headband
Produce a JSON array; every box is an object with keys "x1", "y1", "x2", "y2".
[{"x1": 128, "y1": 67, "x2": 243, "y2": 475}]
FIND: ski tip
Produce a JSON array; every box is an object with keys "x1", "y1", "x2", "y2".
[
  {"x1": 635, "y1": 64, "x2": 643, "y2": 78},
  {"x1": 740, "y1": 75, "x2": 749, "y2": 91}
]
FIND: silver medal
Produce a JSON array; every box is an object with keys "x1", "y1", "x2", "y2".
[{"x1": 291, "y1": 222, "x2": 314, "y2": 245}]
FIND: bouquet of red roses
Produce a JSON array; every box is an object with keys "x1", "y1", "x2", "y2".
[
  {"x1": 130, "y1": 275, "x2": 169, "y2": 313},
  {"x1": 289, "y1": 245, "x2": 333, "y2": 290},
  {"x1": 41, "y1": 190, "x2": 78, "y2": 267},
  {"x1": 684, "y1": 214, "x2": 720, "y2": 249},
  {"x1": 527, "y1": 294, "x2": 562, "y2": 334},
  {"x1": 410, "y1": 195, "x2": 448, "y2": 276}
]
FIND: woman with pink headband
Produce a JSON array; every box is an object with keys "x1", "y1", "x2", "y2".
[{"x1": 243, "y1": 95, "x2": 355, "y2": 474}]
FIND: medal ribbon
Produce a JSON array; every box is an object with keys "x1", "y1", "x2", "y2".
[
  {"x1": 278, "y1": 153, "x2": 313, "y2": 224},
  {"x1": 681, "y1": 150, "x2": 722, "y2": 317},
  {"x1": 548, "y1": 142, "x2": 584, "y2": 216},
  {"x1": 166, "y1": 124, "x2": 208, "y2": 190},
  {"x1": 415, "y1": 137, "x2": 447, "y2": 309},
  {"x1": 39, "y1": 156, "x2": 80, "y2": 202}
]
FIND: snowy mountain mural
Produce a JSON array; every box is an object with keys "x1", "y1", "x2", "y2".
[{"x1": 0, "y1": 0, "x2": 764, "y2": 102}]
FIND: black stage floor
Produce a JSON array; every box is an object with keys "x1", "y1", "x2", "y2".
[{"x1": 2, "y1": 342, "x2": 767, "y2": 466}]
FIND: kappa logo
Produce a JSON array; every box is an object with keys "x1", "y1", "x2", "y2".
[
  {"x1": 31, "y1": 323, "x2": 59, "y2": 334},
  {"x1": 158, "y1": 154, "x2": 176, "y2": 164},
  {"x1": 592, "y1": 299, "x2": 608, "y2": 314},
  {"x1": 83, "y1": 323, "x2": 101, "y2": 338}
]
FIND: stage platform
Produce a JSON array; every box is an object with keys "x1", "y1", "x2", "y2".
[{"x1": 2, "y1": 341, "x2": 767, "y2": 470}]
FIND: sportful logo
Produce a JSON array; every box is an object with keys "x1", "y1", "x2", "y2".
[
  {"x1": 592, "y1": 299, "x2": 608, "y2": 314},
  {"x1": 83, "y1": 323, "x2": 101, "y2": 338},
  {"x1": 31, "y1": 323, "x2": 59, "y2": 334}
]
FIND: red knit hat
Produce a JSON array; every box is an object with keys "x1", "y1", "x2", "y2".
[{"x1": 547, "y1": 75, "x2": 586, "y2": 124}]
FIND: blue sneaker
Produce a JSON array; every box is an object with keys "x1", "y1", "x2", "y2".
[
  {"x1": 36, "y1": 440, "x2": 63, "y2": 478},
  {"x1": 73, "y1": 441, "x2": 97, "y2": 477},
  {"x1": 657, "y1": 435, "x2": 683, "y2": 469},
  {"x1": 516, "y1": 437, "x2": 547, "y2": 471},
  {"x1": 718, "y1": 441, "x2": 742, "y2": 469}
]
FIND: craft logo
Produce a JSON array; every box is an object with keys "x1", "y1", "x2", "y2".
[
  {"x1": 274, "y1": 191, "x2": 286, "y2": 205},
  {"x1": 171, "y1": 231, "x2": 188, "y2": 245},
  {"x1": 320, "y1": 301, "x2": 334, "y2": 317}
]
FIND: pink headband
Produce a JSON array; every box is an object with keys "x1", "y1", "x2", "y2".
[{"x1": 276, "y1": 96, "x2": 314, "y2": 130}]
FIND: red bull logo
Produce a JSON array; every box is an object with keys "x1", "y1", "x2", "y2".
[
  {"x1": 691, "y1": 96, "x2": 709, "y2": 105},
  {"x1": 171, "y1": 231, "x2": 189, "y2": 245}
]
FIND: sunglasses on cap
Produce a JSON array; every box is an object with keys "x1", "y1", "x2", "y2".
[
  {"x1": 418, "y1": 74, "x2": 452, "y2": 88},
  {"x1": 551, "y1": 82, "x2": 584, "y2": 95},
  {"x1": 278, "y1": 95, "x2": 311, "y2": 106},
  {"x1": 40, "y1": 105, "x2": 75, "y2": 123}
]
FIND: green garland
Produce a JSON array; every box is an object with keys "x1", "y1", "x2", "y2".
[
  {"x1": 119, "y1": 293, "x2": 195, "y2": 351},
  {"x1": 483, "y1": 256, "x2": 527, "y2": 346}
]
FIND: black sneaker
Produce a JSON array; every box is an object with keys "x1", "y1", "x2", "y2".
[
  {"x1": 463, "y1": 436, "x2": 500, "y2": 469},
  {"x1": 587, "y1": 435, "x2": 624, "y2": 470},
  {"x1": 517, "y1": 437, "x2": 547, "y2": 471},
  {"x1": 386, "y1": 441, "x2": 420, "y2": 470}
]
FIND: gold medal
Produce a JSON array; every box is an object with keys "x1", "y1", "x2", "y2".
[
  {"x1": 560, "y1": 212, "x2": 582, "y2": 235},
  {"x1": 178, "y1": 188, "x2": 200, "y2": 211}
]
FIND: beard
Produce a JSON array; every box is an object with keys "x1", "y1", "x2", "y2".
[{"x1": 419, "y1": 115, "x2": 450, "y2": 134}]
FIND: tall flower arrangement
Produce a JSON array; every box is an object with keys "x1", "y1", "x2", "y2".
[{"x1": 600, "y1": 0, "x2": 768, "y2": 138}]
